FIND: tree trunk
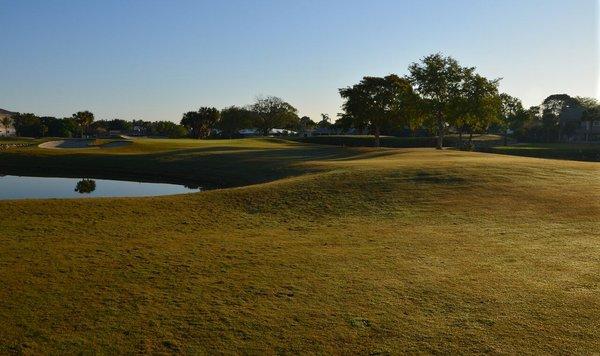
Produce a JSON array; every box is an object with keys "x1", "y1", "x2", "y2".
[
  {"x1": 468, "y1": 130, "x2": 473, "y2": 145},
  {"x1": 436, "y1": 115, "x2": 444, "y2": 150},
  {"x1": 503, "y1": 128, "x2": 508, "y2": 146},
  {"x1": 587, "y1": 122, "x2": 592, "y2": 142},
  {"x1": 558, "y1": 123, "x2": 563, "y2": 142},
  {"x1": 458, "y1": 127, "x2": 463, "y2": 148},
  {"x1": 374, "y1": 125, "x2": 380, "y2": 147}
]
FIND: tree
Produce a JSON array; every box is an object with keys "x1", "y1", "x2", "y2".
[
  {"x1": 74, "y1": 179, "x2": 96, "y2": 194},
  {"x1": 577, "y1": 97, "x2": 600, "y2": 142},
  {"x1": 72, "y1": 111, "x2": 94, "y2": 138},
  {"x1": 249, "y1": 96, "x2": 299, "y2": 135},
  {"x1": 408, "y1": 53, "x2": 466, "y2": 149},
  {"x1": 540, "y1": 94, "x2": 579, "y2": 142},
  {"x1": 316, "y1": 114, "x2": 332, "y2": 129},
  {"x1": 219, "y1": 106, "x2": 255, "y2": 138},
  {"x1": 35, "y1": 117, "x2": 79, "y2": 138},
  {"x1": 339, "y1": 74, "x2": 415, "y2": 147},
  {"x1": 298, "y1": 116, "x2": 316, "y2": 132},
  {"x1": 446, "y1": 69, "x2": 501, "y2": 148},
  {"x1": 148, "y1": 121, "x2": 188, "y2": 138},
  {"x1": 181, "y1": 107, "x2": 220, "y2": 139},
  {"x1": 1, "y1": 115, "x2": 12, "y2": 136},
  {"x1": 334, "y1": 113, "x2": 356, "y2": 133},
  {"x1": 459, "y1": 73, "x2": 502, "y2": 146},
  {"x1": 498, "y1": 94, "x2": 527, "y2": 145},
  {"x1": 12, "y1": 113, "x2": 43, "y2": 137},
  {"x1": 106, "y1": 119, "x2": 133, "y2": 132}
]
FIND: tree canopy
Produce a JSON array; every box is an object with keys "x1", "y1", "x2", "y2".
[
  {"x1": 250, "y1": 96, "x2": 299, "y2": 135},
  {"x1": 339, "y1": 75, "x2": 415, "y2": 146},
  {"x1": 181, "y1": 107, "x2": 220, "y2": 139},
  {"x1": 219, "y1": 106, "x2": 255, "y2": 138},
  {"x1": 72, "y1": 111, "x2": 95, "y2": 138}
]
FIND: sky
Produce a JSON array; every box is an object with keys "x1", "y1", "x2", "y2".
[{"x1": 1, "y1": 0, "x2": 598, "y2": 122}]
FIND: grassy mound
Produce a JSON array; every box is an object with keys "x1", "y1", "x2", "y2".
[
  {"x1": 0, "y1": 138, "x2": 598, "y2": 353},
  {"x1": 484, "y1": 143, "x2": 600, "y2": 162}
]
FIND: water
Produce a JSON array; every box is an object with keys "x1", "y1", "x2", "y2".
[{"x1": 0, "y1": 174, "x2": 201, "y2": 200}]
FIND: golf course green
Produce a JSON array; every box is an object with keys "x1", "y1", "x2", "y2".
[{"x1": 0, "y1": 138, "x2": 598, "y2": 353}]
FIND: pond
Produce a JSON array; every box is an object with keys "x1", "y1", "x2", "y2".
[{"x1": 0, "y1": 174, "x2": 201, "y2": 200}]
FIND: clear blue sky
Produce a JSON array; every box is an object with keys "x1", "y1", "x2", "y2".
[{"x1": 1, "y1": 0, "x2": 598, "y2": 122}]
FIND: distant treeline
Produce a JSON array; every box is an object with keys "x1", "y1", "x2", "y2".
[
  {"x1": 5, "y1": 96, "x2": 307, "y2": 139},
  {"x1": 4, "y1": 53, "x2": 599, "y2": 147},
  {"x1": 7, "y1": 113, "x2": 188, "y2": 138}
]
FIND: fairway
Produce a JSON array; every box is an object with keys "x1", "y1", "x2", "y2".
[{"x1": 0, "y1": 138, "x2": 598, "y2": 353}]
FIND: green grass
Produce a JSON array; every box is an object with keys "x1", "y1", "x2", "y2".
[
  {"x1": 0, "y1": 138, "x2": 599, "y2": 353},
  {"x1": 484, "y1": 142, "x2": 600, "y2": 162}
]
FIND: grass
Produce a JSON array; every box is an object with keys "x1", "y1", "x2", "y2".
[
  {"x1": 484, "y1": 142, "x2": 600, "y2": 162},
  {"x1": 0, "y1": 138, "x2": 599, "y2": 353},
  {"x1": 289, "y1": 134, "x2": 503, "y2": 148}
]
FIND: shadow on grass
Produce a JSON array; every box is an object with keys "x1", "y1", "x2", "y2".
[
  {"x1": 409, "y1": 170, "x2": 467, "y2": 184},
  {"x1": 0, "y1": 144, "x2": 397, "y2": 188}
]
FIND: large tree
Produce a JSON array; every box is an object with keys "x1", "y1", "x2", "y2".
[
  {"x1": 12, "y1": 113, "x2": 44, "y2": 137},
  {"x1": 459, "y1": 73, "x2": 502, "y2": 146},
  {"x1": 181, "y1": 107, "x2": 220, "y2": 139},
  {"x1": 72, "y1": 111, "x2": 95, "y2": 138},
  {"x1": 298, "y1": 116, "x2": 316, "y2": 132},
  {"x1": 249, "y1": 96, "x2": 298, "y2": 135},
  {"x1": 498, "y1": 93, "x2": 527, "y2": 145},
  {"x1": 339, "y1": 74, "x2": 415, "y2": 147},
  {"x1": 148, "y1": 121, "x2": 188, "y2": 138},
  {"x1": 219, "y1": 106, "x2": 255, "y2": 138},
  {"x1": 408, "y1": 53, "x2": 466, "y2": 149}
]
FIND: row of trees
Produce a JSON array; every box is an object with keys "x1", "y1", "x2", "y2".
[
  {"x1": 338, "y1": 53, "x2": 600, "y2": 147},
  {"x1": 518, "y1": 94, "x2": 600, "y2": 143},
  {"x1": 5, "y1": 53, "x2": 598, "y2": 144},
  {"x1": 6, "y1": 111, "x2": 189, "y2": 138},
  {"x1": 5, "y1": 96, "x2": 305, "y2": 140},
  {"x1": 339, "y1": 54, "x2": 506, "y2": 148},
  {"x1": 180, "y1": 96, "x2": 300, "y2": 138}
]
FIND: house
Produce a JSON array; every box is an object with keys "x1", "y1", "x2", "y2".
[
  {"x1": 577, "y1": 119, "x2": 600, "y2": 142},
  {"x1": 0, "y1": 108, "x2": 17, "y2": 136},
  {"x1": 559, "y1": 103, "x2": 600, "y2": 142}
]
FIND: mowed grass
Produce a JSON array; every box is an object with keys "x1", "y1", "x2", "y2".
[
  {"x1": 485, "y1": 142, "x2": 600, "y2": 162},
  {"x1": 0, "y1": 138, "x2": 599, "y2": 353},
  {"x1": 289, "y1": 134, "x2": 504, "y2": 148}
]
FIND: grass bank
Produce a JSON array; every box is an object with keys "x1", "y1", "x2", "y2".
[
  {"x1": 484, "y1": 142, "x2": 600, "y2": 162},
  {"x1": 288, "y1": 134, "x2": 503, "y2": 148},
  {"x1": 0, "y1": 138, "x2": 599, "y2": 353}
]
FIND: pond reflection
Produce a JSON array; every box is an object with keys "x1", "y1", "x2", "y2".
[
  {"x1": 74, "y1": 179, "x2": 96, "y2": 194},
  {"x1": 0, "y1": 174, "x2": 202, "y2": 200}
]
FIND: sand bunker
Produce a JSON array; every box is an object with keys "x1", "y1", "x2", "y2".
[{"x1": 39, "y1": 139, "x2": 132, "y2": 149}]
